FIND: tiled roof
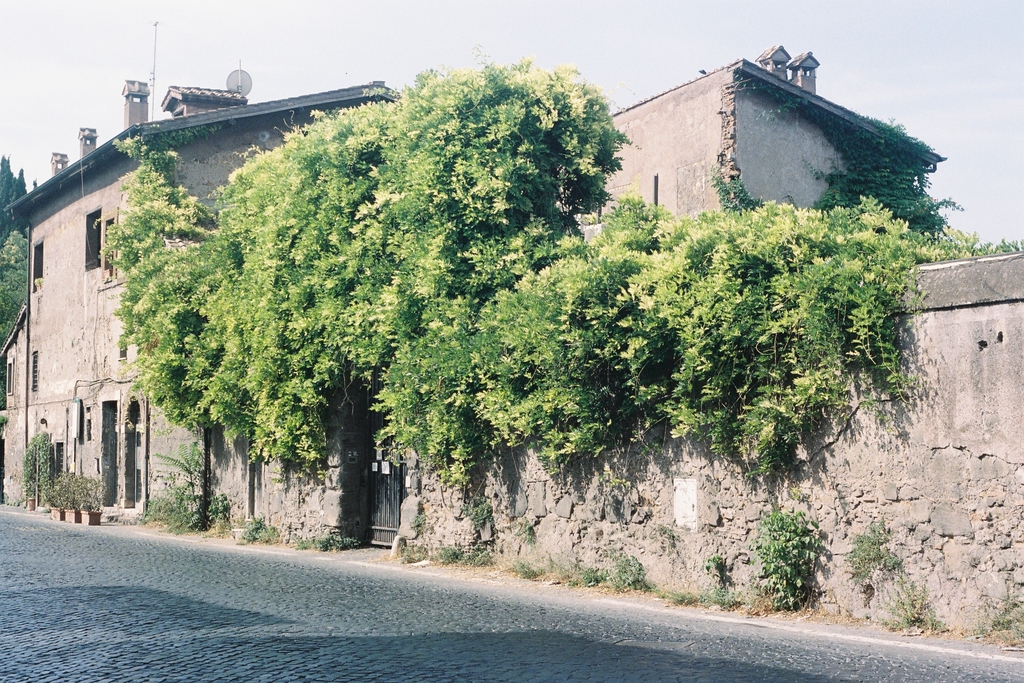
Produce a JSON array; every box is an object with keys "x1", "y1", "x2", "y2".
[
  {"x1": 757, "y1": 45, "x2": 790, "y2": 63},
  {"x1": 166, "y1": 86, "x2": 247, "y2": 102}
]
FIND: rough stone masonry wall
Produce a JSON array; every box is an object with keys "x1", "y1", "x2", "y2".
[{"x1": 404, "y1": 253, "x2": 1024, "y2": 629}]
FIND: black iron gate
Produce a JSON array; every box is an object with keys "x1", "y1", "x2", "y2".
[
  {"x1": 368, "y1": 450, "x2": 406, "y2": 546},
  {"x1": 367, "y1": 371, "x2": 406, "y2": 546}
]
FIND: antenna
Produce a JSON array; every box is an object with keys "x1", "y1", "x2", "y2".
[
  {"x1": 226, "y1": 62, "x2": 253, "y2": 97},
  {"x1": 150, "y1": 21, "x2": 159, "y2": 120}
]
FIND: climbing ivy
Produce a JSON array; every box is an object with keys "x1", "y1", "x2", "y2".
[
  {"x1": 113, "y1": 62, "x2": 1009, "y2": 484},
  {"x1": 734, "y1": 74, "x2": 957, "y2": 234}
]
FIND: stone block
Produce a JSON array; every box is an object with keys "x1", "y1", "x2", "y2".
[
  {"x1": 910, "y1": 500, "x2": 932, "y2": 524},
  {"x1": 977, "y1": 571, "x2": 1008, "y2": 601},
  {"x1": 700, "y1": 500, "x2": 722, "y2": 527},
  {"x1": 1014, "y1": 567, "x2": 1024, "y2": 586},
  {"x1": 673, "y1": 478, "x2": 698, "y2": 530},
  {"x1": 899, "y1": 485, "x2": 920, "y2": 500},
  {"x1": 527, "y1": 482, "x2": 547, "y2": 518},
  {"x1": 512, "y1": 488, "x2": 528, "y2": 518},
  {"x1": 554, "y1": 497, "x2": 573, "y2": 519},
  {"x1": 397, "y1": 495, "x2": 421, "y2": 539},
  {"x1": 1015, "y1": 467, "x2": 1024, "y2": 487},
  {"x1": 322, "y1": 490, "x2": 343, "y2": 527},
  {"x1": 883, "y1": 483, "x2": 899, "y2": 501},
  {"x1": 931, "y1": 504, "x2": 974, "y2": 537}
]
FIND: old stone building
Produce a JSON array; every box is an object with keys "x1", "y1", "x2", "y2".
[
  {"x1": 1, "y1": 80, "x2": 393, "y2": 523},
  {"x1": 609, "y1": 46, "x2": 943, "y2": 215},
  {"x1": 7, "y1": 46, "x2": 1008, "y2": 618}
]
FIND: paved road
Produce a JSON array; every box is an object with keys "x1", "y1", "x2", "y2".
[{"x1": 1, "y1": 509, "x2": 1021, "y2": 683}]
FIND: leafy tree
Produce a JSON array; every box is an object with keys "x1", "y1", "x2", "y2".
[{"x1": 0, "y1": 156, "x2": 28, "y2": 243}]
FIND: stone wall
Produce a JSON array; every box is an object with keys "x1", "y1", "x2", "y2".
[{"x1": 405, "y1": 253, "x2": 1024, "y2": 629}]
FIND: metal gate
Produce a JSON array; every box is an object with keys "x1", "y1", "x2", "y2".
[{"x1": 368, "y1": 448, "x2": 406, "y2": 547}]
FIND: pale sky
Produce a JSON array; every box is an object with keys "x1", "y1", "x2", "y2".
[{"x1": 1, "y1": 1, "x2": 1021, "y2": 242}]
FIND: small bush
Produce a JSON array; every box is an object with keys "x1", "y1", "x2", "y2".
[
  {"x1": 400, "y1": 545, "x2": 429, "y2": 564},
  {"x1": 882, "y1": 575, "x2": 944, "y2": 632},
  {"x1": 410, "y1": 512, "x2": 427, "y2": 536},
  {"x1": 461, "y1": 496, "x2": 493, "y2": 532},
  {"x1": 512, "y1": 560, "x2": 544, "y2": 580},
  {"x1": 609, "y1": 554, "x2": 652, "y2": 592},
  {"x1": 575, "y1": 567, "x2": 609, "y2": 588},
  {"x1": 296, "y1": 534, "x2": 361, "y2": 552},
  {"x1": 980, "y1": 600, "x2": 1024, "y2": 645},
  {"x1": 848, "y1": 519, "x2": 903, "y2": 584},
  {"x1": 703, "y1": 554, "x2": 727, "y2": 586},
  {"x1": 751, "y1": 509, "x2": 822, "y2": 611},
  {"x1": 437, "y1": 545, "x2": 493, "y2": 567},
  {"x1": 514, "y1": 518, "x2": 536, "y2": 546},
  {"x1": 664, "y1": 590, "x2": 701, "y2": 606},
  {"x1": 208, "y1": 493, "x2": 231, "y2": 525},
  {"x1": 240, "y1": 517, "x2": 280, "y2": 544}
]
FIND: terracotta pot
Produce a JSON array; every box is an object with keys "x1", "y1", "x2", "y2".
[
  {"x1": 62, "y1": 508, "x2": 73, "y2": 521},
  {"x1": 86, "y1": 511, "x2": 102, "y2": 526},
  {"x1": 26, "y1": 498, "x2": 36, "y2": 512},
  {"x1": 50, "y1": 508, "x2": 66, "y2": 521},
  {"x1": 70, "y1": 509, "x2": 83, "y2": 524}
]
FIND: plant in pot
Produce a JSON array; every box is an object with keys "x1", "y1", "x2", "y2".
[
  {"x1": 79, "y1": 477, "x2": 104, "y2": 525},
  {"x1": 47, "y1": 474, "x2": 71, "y2": 521},
  {"x1": 67, "y1": 476, "x2": 85, "y2": 523}
]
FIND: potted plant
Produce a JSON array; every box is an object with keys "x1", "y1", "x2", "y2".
[
  {"x1": 79, "y1": 477, "x2": 104, "y2": 525},
  {"x1": 48, "y1": 474, "x2": 71, "y2": 521},
  {"x1": 68, "y1": 476, "x2": 84, "y2": 523}
]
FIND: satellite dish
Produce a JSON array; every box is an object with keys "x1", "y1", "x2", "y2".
[{"x1": 226, "y1": 68, "x2": 253, "y2": 97}]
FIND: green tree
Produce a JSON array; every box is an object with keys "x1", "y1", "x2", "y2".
[{"x1": 0, "y1": 156, "x2": 29, "y2": 243}]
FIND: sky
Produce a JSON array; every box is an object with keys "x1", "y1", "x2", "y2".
[{"x1": 1, "y1": 0, "x2": 1021, "y2": 242}]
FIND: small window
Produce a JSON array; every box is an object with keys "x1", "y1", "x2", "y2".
[
  {"x1": 119, "y1": 347, "x2": 127, "y2": 361},
  {"x1": 32, "y1": 242, "x2": 43, "y2": 290},
  {"x1": 54, "y1": 442, "x2": 65, "y2": 473},
  {"x1": 86, "y1": 209, "x2": 101, "y2": 270},
  {"x1": 5, "y1": 360, "x2": 12, "y2": 395},
  {"x1": 101, "y1": 218, "x2": 116, "y2": 279},
  {"x1": 85, "y1": 406, "x2": 92, "y2": 442},
  {"x1": 31, "y1": 351, "x2": 38, "y2": 392}
]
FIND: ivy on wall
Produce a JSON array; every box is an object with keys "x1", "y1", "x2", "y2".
[
  {"x1": 732, "y1": 74, "x2": 957, "y2": 234},
  {"x1": 112, "y1": 62, "x2": 1011, "y2": 484}
]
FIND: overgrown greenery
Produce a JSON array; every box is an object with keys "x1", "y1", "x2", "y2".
[
  {"x1": 111, "y1": 61, "x2": 1012, "y2": 484},
  {"x1": 143, "y1": 443, "x2": 224, "y2": 533},
  {"x1": 295, "y1": 534, "x2": 361, "y2": 551},
  {"x1": 240, "y1": 517, "x2": 280, "y2": 544},
  {"x1": 461, "y1": 496, "x2": 494, "y2": 532},
  {"x1": 735, "y1": 74, "x2": 957, "y2": 234},
  {"x1": 22, "y1": 433, "x2": 51, "y2": 501},
  {"x1": 882, "y1": 575, "x2": 944, "y2": 631},
  {"x1": 437, "y1": 545, "x2": 493, "y2": 566},
  {"x1": 847, "y1": 519, "x2": 903, "y2": 584},
  {"x1": 751, "y1": 509, "x2": 822, "y2": 611},
  {"x1": 979, "y1": 600, "x2": 1024, "y2": 645}
]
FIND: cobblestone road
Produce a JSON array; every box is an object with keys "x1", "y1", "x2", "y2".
[{"x1": 1, "y1": 508, "x2": 1021, "y2": 682}]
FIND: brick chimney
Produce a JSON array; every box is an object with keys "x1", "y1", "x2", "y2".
[
  {"x1": 756, "y1": 46, "x2": 791, "y2": 79},
  {"x1": 787, "y1": 52, "x2": 820, "y2": 94},
  {"x1": 50, "y1": 153, "x2": 69, "y2": 176},
  {"x1": 79, "y1": 128, "x2": 97, "y2": 159},
  {"x1": 123, "y1": 80, "x2": 151, "y2": 128}
]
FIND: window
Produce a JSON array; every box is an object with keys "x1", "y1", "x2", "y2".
[
  {"x1": 102, "y1": 218, "x2": 117, "y2": 279},
  {"x1": 85, "y1": 405, "x2": 92, "y2": 442},
  {"x1": 32, "y1": 241, "x2": 43, "y2": 290},
  {"x1": 118, "y1": 346, "x2": 127, "y2": 361},
  {"x1": 86, "y1": 209, "x2": 101, "y2": 270},
  {"x1": 31, "y1": 351, "x2": 38, "y2": 392},
  {"x1": 54, "y1": 442, "x2": 64, "y2": 473},
  {"x1": 5, "y1": 360, "x2": 11, "y2": 395}
]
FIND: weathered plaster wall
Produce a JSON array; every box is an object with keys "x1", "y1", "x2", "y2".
[
  {"x1": 407, "y1": 254, "x2": 1024, "y2": 629},
  {"x1": 733, "y1": 88, "x2": 842, "y2": 207},
  {"x1": 609, "y1": 70, "x2": 731, "y2": 216}
]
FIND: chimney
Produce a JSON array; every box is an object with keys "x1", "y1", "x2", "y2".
[
  {"x1": 79, "y1": 128, "x2": 97, "y2": 159},
  {"x1": 123, "y1": 80, "x2": 151, "y2": 128},
  {"x1": 756, "y1": 45, "x2": 791, "y2": 79},
  {"x1": 51, "y1": 153, "x2": 69, "y2": 176},
  {"x1": 787, "y1": 52, "x2": 820, "y2": 94}
]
